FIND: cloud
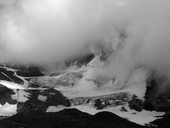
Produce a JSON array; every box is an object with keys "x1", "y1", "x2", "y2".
[
  {"x1": 0, "y1": 0, "x2": 170, "y2": 76},
  {"x1": 0, "y1": 0, "x2": 136, "y2": 63}
]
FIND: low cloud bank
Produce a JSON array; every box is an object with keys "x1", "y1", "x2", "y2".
[{"x1": 1, "y1": 0, "x2": 170, "y2": 95}]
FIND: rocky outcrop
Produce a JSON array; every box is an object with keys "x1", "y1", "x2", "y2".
[
  {"x1": 144, "y1": 72, "x2": 170, "y2": 112},
  {"x1": 0, "y1": 84, "x2": 17, "y2": 105},
  {"x1": 0, "y1": 109, "x2": 144, "y2": 128},
  {"x1": 17, "y1": 89, "x2": 71, "y2": 113},
  {"x1": 0, "y1": 64, "x2": 44, "y2": 77},
  {"x1": 128, "y1": 95, "x2": 143, "y2": 112},
  {"x1": 70, "y1": 93, "x2": 132, "y2": 109},
  {"x1": 0, "y1": 67, "x2": 24, "y2": 84}
]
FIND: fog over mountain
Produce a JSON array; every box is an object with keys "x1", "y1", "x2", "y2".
[
  {"x1": 0, "y1": 0, "x2": 170, "y2": 94},
  {"x1": 0, "y1": 1, "x2": 170, "y2": 127},
  {"x1": 0, "y1": 0, "x2": 169, "y2": 64}
]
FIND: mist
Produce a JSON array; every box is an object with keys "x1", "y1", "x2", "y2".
[
  {"x1": 0, "y1": 0, "x2": 145, "y2": 64},
  {"x1": 1, "y1": 0, "x2": 170, "y2": 93}
]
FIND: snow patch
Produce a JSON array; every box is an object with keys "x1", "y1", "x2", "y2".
[
  {"x1": 38, "y1": 95, "x2": 47, "y2": 102},
  {"x1": 0, "y1": 80, "x2": 25, "y2": 89},
  {"x1": 0, "y1": 103, "x2": 17, "y2": 116},
  {"x1": 46, "y1": 105, "x2": 64, "y2": 112},
  {"x1": 17, "y1": 90, "x2": 30, "y2": 102},
  {"x1": 71, "y1": 105, "x2": 165, "y2": 126}
]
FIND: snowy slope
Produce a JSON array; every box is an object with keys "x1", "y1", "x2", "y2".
[{"x1": 0, "y1": 55, "x2": 166, "y2": 126}]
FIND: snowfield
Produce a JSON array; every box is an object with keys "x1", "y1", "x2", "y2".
[
  {"x1": 71, "y1": 105, "x2": 164, "y2": 125},
  {"x1": 0, "y1": 80, "x2": 25, "y2": 89},
  {"x1": 0, "y1": 103, "x2": 17, "y2": 116},
  {"x1": 0, "y1": 55, "x2": 166, "y2": 125}
]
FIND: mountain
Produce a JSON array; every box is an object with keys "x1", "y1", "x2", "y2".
[{"x1": 0, "y1": 53, "x2": 169, "y2": 128}]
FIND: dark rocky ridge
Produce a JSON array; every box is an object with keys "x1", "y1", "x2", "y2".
[
  {"x1": 0, "y1": 109, "x2": 144, "y2": 128},
  {"x1": 144, "y1": 72, "x2": 170, "y2": 112},
  {"x1": 0, "y1": 67, "x2": 24, "y2": 84},
  {"x1": 0, "y1": 84, "x2": 17, "y2": 105},
  {"x1": 0, "y1": 64, "x2": 44, "y2": 77}
]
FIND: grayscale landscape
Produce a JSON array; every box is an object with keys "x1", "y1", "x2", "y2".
[{"x1": 0, "y1": 0, "x2": 170, "y2": 128}]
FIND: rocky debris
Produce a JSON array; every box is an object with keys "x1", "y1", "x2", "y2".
[
  {"x1": 70, "y1": 92, "x2": 148, "y2": 111},
  {"x1": 70, "y1": 93, "x2": 132, "y2": 110}
]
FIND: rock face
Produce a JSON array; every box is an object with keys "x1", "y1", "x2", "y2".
[
  {"x1": 0, "y1": 67, "x2": 24, "y2": 84},
  {"x1": 128, "y1": 95, "x2": 143, "y2": 112},
  {"x1": 144, "y1": 72, "x2": 170, "y2": 112},
  {"x1": 0, "y1": 84, "x2": 17, "y2": 105},
  {"x1": 17, "y1": 89, "x2": 71, "y2": 113},
  {"x1": 4, "y1": 64, "x2": 44, "y2": 77},
  {"x1": 0, "y1": 83, "x2": 71, "y2": 114}
]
